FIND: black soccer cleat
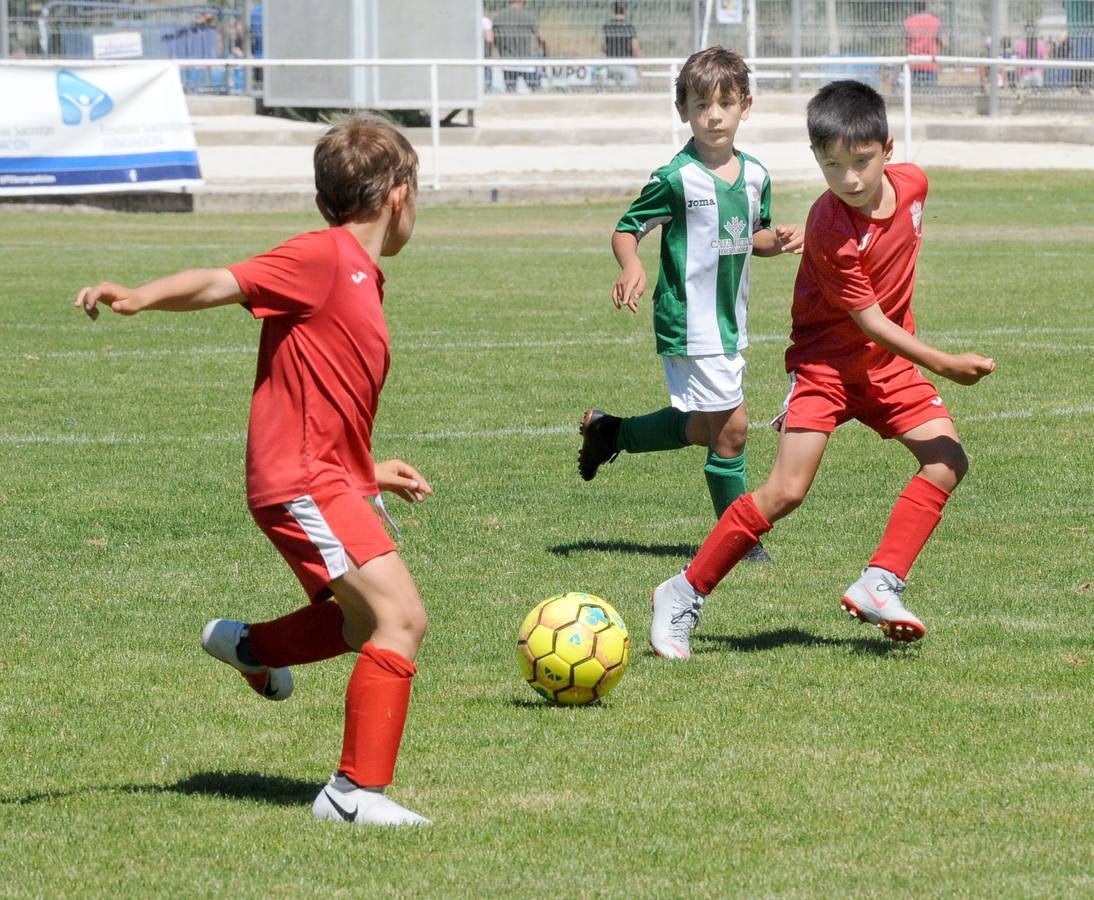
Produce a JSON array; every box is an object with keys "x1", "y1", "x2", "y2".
[
  {"x1": 578, "y1": 408, "x2": 622, "y2": 481},
  {"x1": 741, "y1": 541, "x2": 773, "y2": 563}
]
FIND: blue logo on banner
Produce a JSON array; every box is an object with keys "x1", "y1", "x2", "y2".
[{"x1": 57, "y1": 71, "x2": 113, "y2": 125}]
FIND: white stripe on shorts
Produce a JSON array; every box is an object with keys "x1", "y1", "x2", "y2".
[
  {"x1": 283, "y1": 494, "x2": 350, "y2": 582},
  {"x1": 770, "y1": 371, "x2": 798, "y2": 431}
]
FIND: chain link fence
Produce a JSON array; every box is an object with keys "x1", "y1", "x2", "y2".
[
  {"x1": 4, "y1": 0, "x2": 1092, "y2": 111},
  {"x1": 484, "y1": 0, "x2": 1093, "y2": 109}
]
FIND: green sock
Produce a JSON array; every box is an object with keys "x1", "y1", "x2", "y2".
[
  {"x1": 704, "y1": 449, "x2": 747, "y2": 518},
  {"x1": 618, "y1": 407, "x2": 690, "y2": 454}
]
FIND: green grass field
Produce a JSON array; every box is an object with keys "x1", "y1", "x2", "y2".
[{"x1": 1, "y1": 171, "x2": 1091, "y2": 897}]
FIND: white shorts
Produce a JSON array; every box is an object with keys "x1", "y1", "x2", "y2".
[{"x1": 662, "y1": 353, "x2": 746, "y2": 413}]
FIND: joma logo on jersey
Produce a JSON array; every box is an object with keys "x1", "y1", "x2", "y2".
[{"x1": 687, "y1": 197, "x2": 716, "y2": 208}]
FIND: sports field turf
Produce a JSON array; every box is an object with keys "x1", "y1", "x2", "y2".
[{"x1": 1, "y1": 170, "x2": 1091, "y2": 897}]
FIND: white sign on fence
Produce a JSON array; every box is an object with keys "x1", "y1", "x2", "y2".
[
  {"x1": 0, "y1": 63, "x2": 202, "y2": 195},
  {"x1": 92, "y1": 32, "x2": 144, "y2": 60},
  {"x1": 716, "y1": 0, "x2": 744, "y2": 25}
]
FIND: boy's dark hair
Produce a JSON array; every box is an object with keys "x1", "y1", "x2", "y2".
[
  {"x1": 613, "y1": 1, "x2": 627, "y2": 15},
  {"x1": 806, "y1": 80, "x2": 889, "y2": 153},
  {"x1": 675, "y1": 45, "x2": 751, "y2": 108},
  {"x1": 313, "y1": 114, "x2": 419, "y2": 226}
]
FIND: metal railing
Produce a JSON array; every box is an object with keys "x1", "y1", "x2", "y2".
[{"x1": 5, "y1": 54, "x2": 1093, "y2": 191}]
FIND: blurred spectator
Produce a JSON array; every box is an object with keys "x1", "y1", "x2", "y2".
[
  {"x1": 1017, "y1": 27, "x2": 1048, "y2": 88},
  {"x1": 250, "y1": 2, "x2": 264, "y2": 58},
  {"x1": 493, "y1": 0, "x2": 547, "y2": 93},
  {"x1": 231, "y1": 18, "x2": 246, "y2": 92},
  {"x1": 250, "y1": 2, "x2": 264, "y2": 88},
  {"x1": 904, "y1": 1, "x2": 944, "y2": 86},
  {"x1": 603, "y1": 0, "x2": 640, "y2": 88},
  {"x1": 483, "y1": 13, "x2": 495, "y2": 91}
]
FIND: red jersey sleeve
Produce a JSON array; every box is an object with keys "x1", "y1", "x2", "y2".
[
  {"x1": 805, "y1": 209, "x2": 879, "y2": 313},
  {"x1": 228, "y1": 230, "x2": 337, "y2": 318}
]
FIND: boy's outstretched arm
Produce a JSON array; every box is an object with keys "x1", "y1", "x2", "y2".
[
  {"x1": 610, "y1": 231, "x2": 646, "y2": 314},
  {"x1": 752, "y1": 224, "x2": 805, "y2": 257},
  {"x1": 75, "y1": 268, "x2": 245, "y2": 319},
  {"x1": 850, "y1": 304, "x2": 996, "y2": 385}
]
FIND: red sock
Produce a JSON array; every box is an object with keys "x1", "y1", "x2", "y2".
[
  {"x1": 339, "y1": 642, "x2": 416, "y2": 788},
  {"x1": 869, "y1": 474, "x2": 951, "y2": 580},
  {"x1": 686, "y1": 493, "x2": 773, "y2": 596},
  {"x1": 248, "y1": 600, "x2": 351, "y2": 668}
]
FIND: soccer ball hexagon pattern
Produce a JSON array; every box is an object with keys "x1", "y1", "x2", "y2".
[{"x1": 516, "y1": 592, "x2": 631, "y2": 705}]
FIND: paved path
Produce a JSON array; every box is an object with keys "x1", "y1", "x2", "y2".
[{"x1": 187, "y1": 94, "x2": 1094, "y2": 211}]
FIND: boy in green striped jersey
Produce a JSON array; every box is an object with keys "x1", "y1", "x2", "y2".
[{"x1": 579, "y1": 46, "x2": 803, "y2": 561}]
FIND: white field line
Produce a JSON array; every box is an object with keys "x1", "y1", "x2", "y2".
[
  {"x1": 7, "y1": 325, "x2": 1094, "y2": 359},
  {"x1": 4, "y1": 405, "x2": 1092, "y2": 447}
]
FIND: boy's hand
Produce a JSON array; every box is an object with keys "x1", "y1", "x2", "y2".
[
  {"x1": 375, "y1": 459, "x2": 433, "y2": 504},
  {"x1": 774, "y1": 224, "x2": 804, "y2": 255},
  {"x1": 611, "y1": 263, "x2": 646, "y2": 314},
  {"x1": 74, "y1": 283, "x2": 140, "y2": 320},
  {"x1": 941, "y1": 353, "x2": 997, "y2": 386}
]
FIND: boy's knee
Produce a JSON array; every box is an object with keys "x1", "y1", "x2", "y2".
[
  {"x1": 951, "y1": 445, "x2": 969, "y2": 483},
  {"x1": 710, "y1": 413, "x2": 748, "y2": 457},
  {"x1": 712, "y1": 429, "x2": 746, "y2": 458},
  {"x1": 404, "y1": 600, "x2": 428, "y2": 643},
  {"x1": 924, "y1": 442, "x2": 969, "y2": 490},
  {"x1": 755, "y1": 480, "x2": 807, "y2": 520}
]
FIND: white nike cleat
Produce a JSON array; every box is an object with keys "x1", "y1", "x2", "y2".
[
  {"x1": 841, "y1": 566, "x2": 925, "y2": 642},
  {"x1": 650, "y1": 570, "x2": 705, "y2": 660},
  {"x1": 312, "y1": 779, "x2": 431, "y2": 826},
  {"x1": 201, "y1": 618, "x2": 294, "y2": 701}
]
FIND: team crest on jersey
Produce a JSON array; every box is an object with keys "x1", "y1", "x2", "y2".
[
  {"x1": 724, "y1": 216, "x2": 747, "y2": 241},
  {"x1": 710, "y1": 215, "x2": 751, "y2": 255},
  {"x1": 910, "y1": 200, "x2": 923, "y2": 237}
]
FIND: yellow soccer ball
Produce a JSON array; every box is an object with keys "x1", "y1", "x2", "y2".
[{"x1": 516, "y1": 592, "x2": 631, "y2": 705}]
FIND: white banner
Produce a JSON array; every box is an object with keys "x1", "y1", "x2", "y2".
[{"x1": 0, "y1": 63, "x2": 202, "y2": 196}]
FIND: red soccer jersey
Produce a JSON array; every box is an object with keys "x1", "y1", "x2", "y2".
[
  {"x1": 228, "y1": 227, "x2": 389, "y2": 508},
  {"x1": 785, "y1": 163, "x2": 927, "y2": 381}
]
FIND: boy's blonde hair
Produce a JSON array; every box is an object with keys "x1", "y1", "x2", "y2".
[
  {"x1": 313, "y1": 114, "x2": 419, "y2": 226},
  {"x1": 676, "y1": 45, "x2": 751, "y2": 108}
]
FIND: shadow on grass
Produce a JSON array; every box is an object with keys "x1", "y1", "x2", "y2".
[
  {"x1": 508, "y1": 696, "x2": 609, "y2": 711},
  {"x1": 163, "y1": 771, "x2": 318, "y2": 805},
  {"x1": 0, "y1": 771, "x2": 317, "y2": 808},
  {"x1": 548, "y1": 539, "x2": 696, "y2": 558},
  {"x1": 695, "y1": 628, "x2": 905, "y2": 657}
]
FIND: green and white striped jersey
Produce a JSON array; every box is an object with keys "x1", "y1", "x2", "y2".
[{"x1": 616, "y1": 140, "x2": 772, "y2": 357}]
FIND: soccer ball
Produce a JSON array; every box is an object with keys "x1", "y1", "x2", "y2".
[{"x1": 516, "y1": 592, "x2": 631, "y2": 705}]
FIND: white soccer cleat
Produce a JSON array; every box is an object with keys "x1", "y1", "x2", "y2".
[
  {"x1": 201, "y1": 618, "x2": 294, "y2": 701},
  {"x1": 840, "y1": 566, "x2": 925, "y2": 643},
  {"x1": 313, "y1": 780, "x2": 431, "y2": 827},
  {"x1": 650, "y1": 571, "x2": 705, "y2": 660}
]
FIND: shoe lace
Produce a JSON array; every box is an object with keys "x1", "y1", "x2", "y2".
[
  {"x1": 877, "y1": 571, "x2": 907, "y2": 598},
  {"x1": 669, "y1": 598, "x2": 703, "y2": 640}
]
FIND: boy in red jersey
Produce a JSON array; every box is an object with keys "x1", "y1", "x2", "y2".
[
  {"x1": 75, "y1": 115, "x2": 432, "y2": 825},
  {"x1": 647, "y1": 80, "x2": 996, "y2": 659}
]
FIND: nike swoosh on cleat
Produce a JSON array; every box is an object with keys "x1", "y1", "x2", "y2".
[{"x1": 324, "y1": 789, "x2": 358, "y2": 822}]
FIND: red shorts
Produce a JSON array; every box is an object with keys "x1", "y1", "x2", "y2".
[
  {"x1": 774, "y1": 363, "x2": 952, "y2": 439},
  {"x1": 250, "y1": 488, "x2": 397, "y2": 602}
]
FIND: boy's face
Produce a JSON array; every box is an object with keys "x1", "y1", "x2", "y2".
[
  {"x1": 677, "y1": 85, "x2": 751, "y2": 157},
  {"x1": 812, "y1": 137, "x2": 894, "y2": 212}
]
